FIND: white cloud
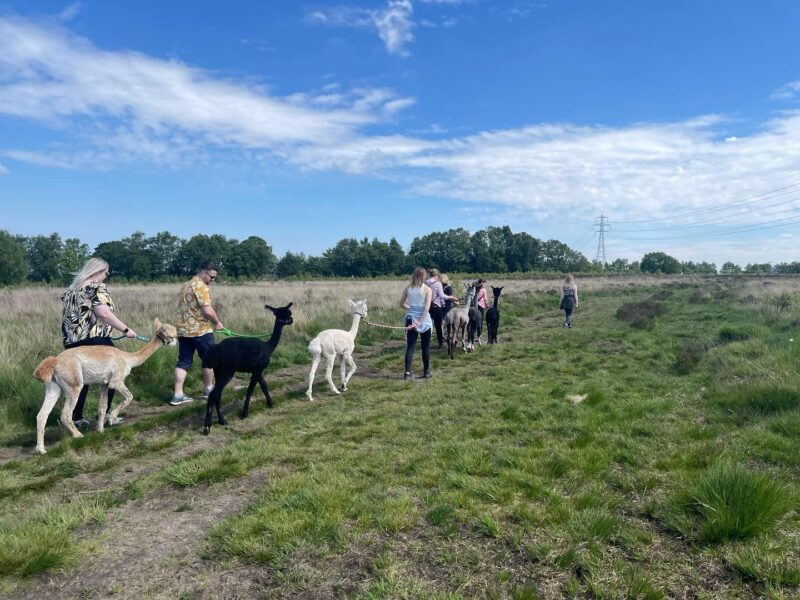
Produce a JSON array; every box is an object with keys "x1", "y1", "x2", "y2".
[
  {"x1": 0, "y1": 15, "x2": 414, "y2": 165},
  {"x1": 3, "y1": 15, "x2": 800, "y2": 264},
  {"x1": 771, "y1": 80, "x2": 800, "y2": 101},
  {"x1": 58, "y1": 2, "x2": 85, "y2": 21},
  {"x1": 307, "y1": 0, "x2": 414, "y2": 56},
  {"x1": 0, "y1": 161, "x2": 8, "y2": 174}
]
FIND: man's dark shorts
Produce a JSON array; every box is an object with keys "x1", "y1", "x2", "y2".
[{"x1": 176, "y1": 333, "x2": 216, "y2": 369}]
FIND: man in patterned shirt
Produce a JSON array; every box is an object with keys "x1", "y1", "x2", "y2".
[{"x1": 170, "y1": 261, "x2": 224, "y2": 405}]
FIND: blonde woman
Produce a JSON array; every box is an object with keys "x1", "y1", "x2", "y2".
[
  {"x1": 399, "y1": 267, "x2": 433, "y2": 380},
  {"x1": 559, "y1": 274, "x2": 579, "y2": 328},
  {"x1": 60, "y1": 257, "x2": 138, "y2": 427}
]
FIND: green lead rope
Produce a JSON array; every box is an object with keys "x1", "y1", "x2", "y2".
[{"x1": 219, "y1": 326, "x2": 271, "y2": 339}]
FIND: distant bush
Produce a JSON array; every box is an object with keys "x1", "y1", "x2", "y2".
[
  {"x1": 667, "y1": 463, "x2": 793, "y2": 543},
  {"x1": 616, "y1": 299, "x2": 667, "y2": 329},
  {"x1": 674, "y1": 342, "x2": 706, "y2": 374},
  {"x1": 650, "y1": 290, "x2": 672, "y2": 301}
]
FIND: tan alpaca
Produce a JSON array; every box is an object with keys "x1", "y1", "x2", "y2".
[{"x1": 32, "y1": 319, "x2": 178, "y2": 454}]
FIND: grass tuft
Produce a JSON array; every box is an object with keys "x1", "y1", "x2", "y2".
[
  {"x1": 668, "y1": 463, "x2": 794, "y2": 543},
  {"x1": 615, "y1": 298, "x2": 667, "y2": 329}
]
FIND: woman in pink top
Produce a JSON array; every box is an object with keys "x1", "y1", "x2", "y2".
[{"x1": 475, "y1": 278, "x2": 489, "y2": 317}]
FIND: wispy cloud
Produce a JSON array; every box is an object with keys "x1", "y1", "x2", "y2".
[
  {"x1": 308, "y1": 0, "x2": 414, "y2": 56},
  {"x1": 771, "y1": 80, "x2": 800, "y2": 101},
  {"x1": 0, "y1": 161, "x2": 8, "y2": 174},
  {"x1": 58, "y1": 2, "x2": 85, "y2": 22},
  {"x1": 3, "y1": 13, "x2": 800, "y2": 264},
  {"x1": 0, "y1": 14, "x2": 414, "y2": 166}
]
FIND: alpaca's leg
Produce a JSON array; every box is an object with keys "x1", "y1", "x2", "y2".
[
  {"x1": 242, "y1": 372, "x2": 259, "y2": 418},
  {"x1": 256, "y1": 373, "x2": 272, "y2": 408},
  {"x1": 35, "y1": 382, "x2": 62, "y2": 454},
  {"x1": 96, "y1": 384, "x2": 110, "y2": 432},
  {"x1": 60, "y1": 384, "x2": 84, "y2": 440},
  {"x1": 344, "y1": 353, "x2": 357, "y2": 387},
  {"x1": 324, "y1": 352, "x2": 340, "y2": 395},
  {"x1": 306, "y1": 351, "x2": 321, "y2": 401},
  {"x1": 339, "y1": 354, "x2": 347, "y2": 390},
  {"x1": 204, "y1": 372, "x2": 233, "y2": 434},
  {"x1": 106, "y1": 383, "x2": 133, "y2": 425}
]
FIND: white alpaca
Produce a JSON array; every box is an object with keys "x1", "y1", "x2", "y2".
[
  {"x1": 306, "y1": 299, "x2": 367, "y2": 401},
  {"x1": 32, "y1": 319, "x2": 178, "y2": 454}
]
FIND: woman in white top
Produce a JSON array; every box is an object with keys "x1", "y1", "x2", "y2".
[{"x1": 399, "y1": 267, "x2": 433, "y2": 380}]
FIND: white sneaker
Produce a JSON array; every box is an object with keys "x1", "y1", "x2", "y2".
[{"x1": 202, "y1": 387, "x2": 214, "y2": 399}]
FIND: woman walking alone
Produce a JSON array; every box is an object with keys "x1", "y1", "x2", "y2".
[
  {"x1": 399, "y1": 267, "x2": 433, "y2": 380},
  {"x1": 560, "y1": 274, "x2": 579, "y2": 328}
]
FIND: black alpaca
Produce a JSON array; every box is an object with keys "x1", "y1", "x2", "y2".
[
  {"x1": 201, "y1": 303, "x2": 293, "y2": 434},
  {"x1": 486, "y1": 286, "x2": 504, "y2": 344},
  {"x1": 467, "y1": 304, "x2": 482, "y2": 352}
]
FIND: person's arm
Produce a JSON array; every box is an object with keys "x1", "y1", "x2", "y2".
[
  {"x1": 574, "y1": 287, "x2": 579, "y2": 307},
  {"x1": 399, "y1": 287, "x2": 409, "y2": 309},
  {"x1": 201, "y1": 305, "x2": 225, "y2": 330},
  {"x1": 560, "y1": 286, "x2": 565, "y2": 302},
  {"x1": 423, "y1": 285, "x2": 433, "y2": 314},
  {"x1": 93, "y1": 304, "x2": 137, "y2": 338}
]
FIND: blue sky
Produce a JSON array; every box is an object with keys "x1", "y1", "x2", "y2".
[{"x1": 1, "y1": 0, "x2": 800, "y2": 266}]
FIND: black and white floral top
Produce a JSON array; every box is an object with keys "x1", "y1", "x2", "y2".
[{"x1": 60, "y1": 282, "x2": 115, "y2": 347}]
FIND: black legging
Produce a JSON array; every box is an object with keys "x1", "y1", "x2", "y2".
[
  {"x1": 404, "y1": 316, "x2": 431, "y2": 373},
  {"x1": 429, "y1": 305, "x2": 444, "y2": 346},
  {"x1": 64, "y1": 336, "x2": 116, "y2": 420}
]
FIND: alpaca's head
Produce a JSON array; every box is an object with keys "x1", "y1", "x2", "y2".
[
  {"x1": 348, "y1": 299, "x2": 368, "y2": 319},
  {"x1": 265, "y1": 302, "x2": 294, "y2": 325},
  {"x1": 491, "y1": 286, "x2": 504, "y2": 297},
  {"x1": 153, "y1": 319, "x2": 179, "y2": 346}
]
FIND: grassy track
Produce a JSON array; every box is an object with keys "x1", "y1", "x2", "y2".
[{"x1": 0, "y1": 277, "x2": 798, "y2": 598}]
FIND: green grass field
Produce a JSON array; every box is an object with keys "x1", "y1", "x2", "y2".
[{"x1": 0, "y1": 278, "x2": 798, "y2": 598}]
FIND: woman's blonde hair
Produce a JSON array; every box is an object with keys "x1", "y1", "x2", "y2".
[
  {"x1": 564, "y1": 274, "x2": 575, "y2": 286},
  {"x1": 410, "y1": 267, "x2": 427, "y2": 287},
  {"x1": 440, "y1": 274, "x2": 450, "y2": 284},
  {"x1": 69, "y1": 258, "x2": 109, "y2": 291}
]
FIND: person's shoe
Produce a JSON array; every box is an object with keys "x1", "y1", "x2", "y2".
[
  {"x1": 107, "y1": 416, "x2": 124, "y2": 426},
  {"x1": 563, "y1": 322, "x2": 568, "y2": 328},
  {"x1": 403, "y1": 372, "x2": 412, "y2": 380},
  {"x1": 202, "y1": 387, "x2": 214, "y2": 399},
  {"x1": 423, "y1": 370, "x2": 432, "y2": 379},
  {"x1": 169, "y1": 394, "x2": 194, "y2": 406},
  {"x1": 73, "y1": 418, "x2": 91, "y2": 429},
  {"x1": 568, "y1": 323, "x2": 573, "y2": 329}
]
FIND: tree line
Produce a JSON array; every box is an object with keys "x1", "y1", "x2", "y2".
[{"x1": 0, "y1": 227, "x2": 796, "y2": 286}]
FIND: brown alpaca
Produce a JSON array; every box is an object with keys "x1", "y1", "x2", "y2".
[{"x1": 33, "y1": 319, "x2": 178, "y2": 454}]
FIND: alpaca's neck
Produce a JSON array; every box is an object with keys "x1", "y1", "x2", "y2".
[
  {"x1": 493, "y1": 296, "x2": 500, "y2": 309},
  {"x1": 267, "y1": 322, "x2": 287, "y2": 351},
  {"x1": 130, "y1": 338, "x2": 163, "y2": 367},
  {"x1": 348, "y1": 314, "x2": 362, "y2": 338}
]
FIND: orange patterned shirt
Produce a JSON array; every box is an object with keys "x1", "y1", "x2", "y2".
[{"x1": 176, "y1": 276, "x2": 213, "y2": 337}]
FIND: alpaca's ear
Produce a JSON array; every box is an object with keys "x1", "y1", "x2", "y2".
[
  {"x1": 348, "y1": 299, "x2": 356, "y2": 307},
  {"x1": 154, "y1": 318, "x2": 162, "y2": 328},
  {"x1": 286, "y1": 302, "x2": 293, "y2": 308},
  {"x1": 265, "y1": 304, "x2": 275, "y2": 311}
]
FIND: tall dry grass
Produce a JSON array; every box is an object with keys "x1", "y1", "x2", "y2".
[{"x1": 1, "y1": 274, "x2": 797, "y2": 447}]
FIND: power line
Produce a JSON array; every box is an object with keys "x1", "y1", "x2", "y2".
[
  {"x1": 614, "y1": 178, "x2": 800, "y2": 224},
  {"x1": 614, "y1": 214, "x2": 800, "y2": 241}
]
